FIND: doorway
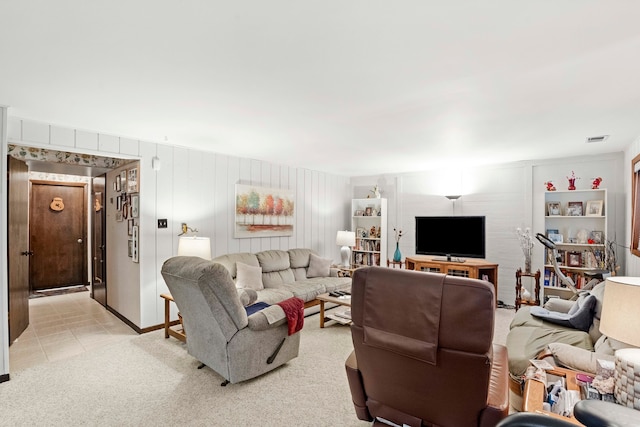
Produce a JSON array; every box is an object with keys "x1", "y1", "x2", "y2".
[
  {"x1": 92, "y1": 175, "x2": 107, "y2": 306},
  {"x1": 29, "y1": 181, "x2": 87, "y2": 292}
]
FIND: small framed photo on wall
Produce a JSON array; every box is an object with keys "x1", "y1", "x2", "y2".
[
  {"x1": 131, "y1": 194, "x2": 139, "y2": 218},
  {"x1": 127, "y1": 167, "x2": 138, "y2": 193}
]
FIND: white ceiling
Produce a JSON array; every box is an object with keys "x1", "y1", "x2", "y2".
[{"x1": 2, "y1": 1, "x2": 640, "y2": 176}]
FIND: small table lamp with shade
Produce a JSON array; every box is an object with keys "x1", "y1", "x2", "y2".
[
  {"x1": 177, "y1": 236, "x2": 212, "y2": 260},
  {"x1": 336, "y1": 230, "x2": 356, "y2": 268},
  {"x1": 599, "y1": 276, "x2": 640, "y2": 410}
]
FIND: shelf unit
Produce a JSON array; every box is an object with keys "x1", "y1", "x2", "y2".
[
  {"x1": 543, "y1": 188, "x2": 607, "y2": 300},
  {"x1": 351, "y1": 198, "x2": 387, "y2": 268}
]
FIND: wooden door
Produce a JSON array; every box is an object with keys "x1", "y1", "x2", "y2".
[
  {"x1": 29, "y1": 182, "x2": 87, "y2": 291},
  {"x1": 91, "y1": 175, "x2": 106, "y2": 306},
  {"x1": 7, "y1": 156, "x2": 30, "y2": 344}
]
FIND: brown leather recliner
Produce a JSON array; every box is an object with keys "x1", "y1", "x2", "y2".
[{"x1": 345, "y1": 267, "x2": 509, "y2": 427}]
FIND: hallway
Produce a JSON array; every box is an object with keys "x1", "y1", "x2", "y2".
[{"x1": 8, "y1": 292, "x2": 137, "y2": 372}]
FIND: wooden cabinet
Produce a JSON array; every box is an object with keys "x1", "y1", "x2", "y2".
[
  {"x1": 351, "y1": 198, "x2": 387, "y2": 267},
  {"x1": 543, "y1": 189, "x2": 607, "y2": 300},
  {"x1": 405, "y1": 255, "x2": 499, "y2": 302}
]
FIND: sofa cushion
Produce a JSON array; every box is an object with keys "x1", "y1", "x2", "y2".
[
  {"x1": 277, "y1": 280, "x2": 327, "y2": 303},
  {"x1": 212, "y1": 253, "x2": 259, "y2": 279},
  {"x1": 288, "y1": 248, "x2": 317, "y2": 280},
  {"x1": 307, "y1": 253, "x2": 331, "y2": 278},
  {"x1": 255, "y1": 288, "x2": 295, "y2": 305},
  {"x1": 506, "y1": 324, "x2": 593, "y2": 376},
  {"x1": 236, "y1": 262, "x2": 264, "y2": 290},
  {"x1": 547, "y1": 342, "x2": 613, "y2": 374},
  {"x1": 256, "y1": 250, "x2": 296, "y2": 287},
  {"x1": 530, "y1": 294, "x2": 596, "y2": 332},
  {"x1": 256, "y1": 250, "x2": 290, "y2": 272}
]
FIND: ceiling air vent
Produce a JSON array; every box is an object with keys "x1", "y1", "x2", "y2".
[{"x1": 586, "y1": 135, "x2": 609, "y2": 143}]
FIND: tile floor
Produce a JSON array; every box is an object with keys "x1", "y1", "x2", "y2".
[{"x1": 8, "y1": 291, "x2": 138, "y2": 371}]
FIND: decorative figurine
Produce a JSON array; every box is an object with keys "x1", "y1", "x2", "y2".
[
  {"x1": 545, "y1": 181, "x2": 556, "y2": 191},
  {"x1": 567, "y1": 171, "x2": 579, "y2": 191},
  {"x1": 592, "y1": 177, "x2": 602, "y2": 189},
  {"x1": 370, "y1": 185, "x2": 381, "y2": 198}
]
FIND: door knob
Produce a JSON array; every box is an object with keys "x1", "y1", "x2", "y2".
[{"x1": 77, "y1": 238, "x2": 83, "y2": 243}]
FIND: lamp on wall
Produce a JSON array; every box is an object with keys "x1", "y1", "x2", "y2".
[
  {"x1": 177, "y1": 236, "x2": 212, "y2": 260},
  {"x1": 599, "y1": 276, "x2": 640, "y2": 409},
  {"x1": 336, "y1": 230, "x2": 356, "y2": 268},
  {"x1": 445, "y1": 195, "x2": 461, "y2": 215}
]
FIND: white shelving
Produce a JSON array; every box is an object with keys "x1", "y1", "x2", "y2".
[
  {"x1": 543, "y1": 189, "x2": 607, "y2": 299},
  {"x1": 351, "y1": 198, "x2": 387, "y2": 267}
]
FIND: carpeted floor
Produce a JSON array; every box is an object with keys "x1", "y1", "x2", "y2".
[{"x1": 0, "y1": 308, "x2": 515, "y2": 426}]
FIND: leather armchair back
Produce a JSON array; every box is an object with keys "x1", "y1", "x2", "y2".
[{"x1": 347, "y1": 267, "x2": 508, "y2": 427}]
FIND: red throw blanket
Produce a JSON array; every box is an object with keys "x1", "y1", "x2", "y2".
[{"x1": 277, "y1": 297, "x2": 304, "y2": 335}]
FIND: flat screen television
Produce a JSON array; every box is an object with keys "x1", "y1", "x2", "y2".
[{"x1": 415, "y1": 216, "x2": 486, "y2": 260}]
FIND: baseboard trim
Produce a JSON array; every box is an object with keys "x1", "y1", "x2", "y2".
[
  {"x1": 0, "y1": 373, "x2": 10, "y2": 383},
  {"x1": 105, "y1": 306, "x2": 168, "y2": 335}
]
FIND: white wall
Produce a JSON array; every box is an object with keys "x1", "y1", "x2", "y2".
[
  {"x1": 3, "y1": 117, "x2": 351, "y2": 331},
  {"x1": 351, "y1": 152, "x2": 625, "y2": 305}
]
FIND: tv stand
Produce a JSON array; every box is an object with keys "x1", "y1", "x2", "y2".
[
  {"x1": 405, "y1": 255, "x2": 499, "y2": 302},
  {"x1": 433, "y1": 255, "x2": 466, "y2": 263}
]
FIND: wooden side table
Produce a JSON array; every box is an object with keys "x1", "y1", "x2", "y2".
[
  {"x1": 516, "y1": 268, "x2": 541, "y2": 310},
  {"x1": 160, "y1": 293, "x2": 186, "y2": 342}
]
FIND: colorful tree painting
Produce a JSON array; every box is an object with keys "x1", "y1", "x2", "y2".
[{"x1": 235, "y1": 184, "x2": 294, "y2": 238}]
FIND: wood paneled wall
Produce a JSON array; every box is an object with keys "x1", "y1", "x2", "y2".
[{"x1": 6, "y1": 117, "x2": 351, "y2": 329}]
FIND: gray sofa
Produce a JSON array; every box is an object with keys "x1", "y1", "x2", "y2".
[{"x1": 211, "y1": 248, "x2": 352, "y2": 309}]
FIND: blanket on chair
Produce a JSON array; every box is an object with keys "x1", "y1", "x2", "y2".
[{"x1": 277, "y1": 297, "x2": 304, "y2": 335}]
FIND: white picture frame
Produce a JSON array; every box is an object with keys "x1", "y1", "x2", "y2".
[{"x1": 586, "y1": 200, "x2": 604, "y2": 217}]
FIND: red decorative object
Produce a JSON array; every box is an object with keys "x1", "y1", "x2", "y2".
[
  {"x1": 567, "y1": 171, "x2": 579, "y2": 190},
  {"x1": 545, "y1": 181, "x2": 556, "y2": 191},
  {"x1": 592, "y1": 177, "x2": 602, "y2": 189}
]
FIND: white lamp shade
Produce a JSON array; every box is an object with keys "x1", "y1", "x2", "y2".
[
  {"x1": 177, "y1": 236, "x2": 212, "y2": 260},
  {"x1": 336, "y1": 230, "x2": 356, "y2": 247},
  {"x1": 600, "y1": 276, "x2": 640, "y2": 347}
]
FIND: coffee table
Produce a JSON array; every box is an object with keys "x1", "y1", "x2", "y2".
[{"x1": 316, "y1": 292, "x2": 352, "y2": 328}]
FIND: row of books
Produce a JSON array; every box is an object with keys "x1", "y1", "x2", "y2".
[
  {"x1": 544, "y1": 270, "x2": 590, "y2": 289},
  {"x1": 355, "y1": 239, "x2": 380, "y2": 251},
  {"x1": 353, "y1": 252, "x2": 380, "y2": 266}
]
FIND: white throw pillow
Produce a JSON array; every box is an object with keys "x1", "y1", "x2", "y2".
[
  {"x1": 235, "y1": 262, "x2": 264, "y2": 290},
  {"x1": 307, "y1": 253, "x2": 331, "y2": 278}
]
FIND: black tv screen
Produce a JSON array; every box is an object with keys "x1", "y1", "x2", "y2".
[{"x1": 415, "y1": 216, "x2": 486, "y2": 259}]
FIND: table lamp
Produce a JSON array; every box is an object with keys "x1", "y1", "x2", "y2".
[
  {"x1": 336, "y1": 230, "x2": 356, "y2": 268},
  {"x1": 599, "y1": 276, "x2": 640, "y2": 409},
  {"x1": 177, "y1": 236, "x2": 212, "y2": 260}
]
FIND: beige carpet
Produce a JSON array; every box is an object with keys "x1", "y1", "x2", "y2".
[{"x1": 0, "y1": 308, "x2": 514, "y2": 426}]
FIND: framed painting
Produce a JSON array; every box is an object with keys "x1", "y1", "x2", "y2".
[{"x1": 234, "y1": 184, "x2": 294, "y2": 238}]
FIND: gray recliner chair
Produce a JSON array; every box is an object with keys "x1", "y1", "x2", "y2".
[
  {"x1": 161, "y1": 256, "x2": 301, "y2": 385},
  {"x1": 345, "y1": 267, "x2": 509, "y2": 427}
]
